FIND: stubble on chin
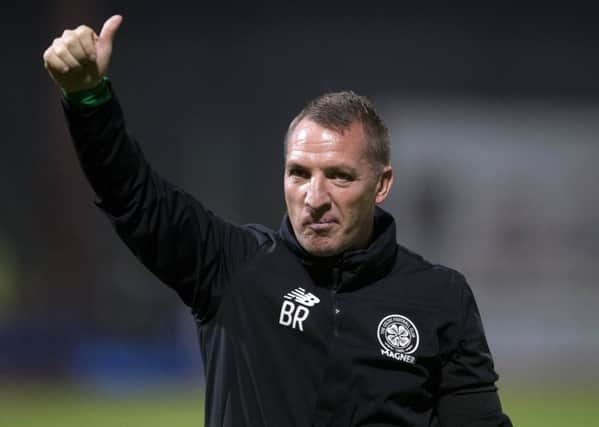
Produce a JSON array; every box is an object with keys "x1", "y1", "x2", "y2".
[{"x1": 299, "y1": 233, "x2": 342, "y2": 257}]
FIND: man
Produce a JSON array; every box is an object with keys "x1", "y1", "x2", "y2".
[{"x1": 43, "y1": 15, "x2": 512, "y2": 427}]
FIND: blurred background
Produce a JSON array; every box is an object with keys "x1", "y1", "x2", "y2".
[{"x1": 1, "y1": 1, "x2": 598, "y2": 425}]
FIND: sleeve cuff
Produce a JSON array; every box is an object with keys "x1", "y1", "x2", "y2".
[{"x1": 62, "y1": 76, "x2": 113, "y2": 108}]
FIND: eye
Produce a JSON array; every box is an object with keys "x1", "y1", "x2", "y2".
[
  {"x1": 288, "y1": 167, "x2": 310, "y2": 179},
  {"x1": 329, "y1": 171, "x2": 354, "y2": 182},
  {"x1": 335, "y1": 172, "x2": 353, "y2": 181}
]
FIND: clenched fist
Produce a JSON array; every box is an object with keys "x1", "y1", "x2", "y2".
[{"x1": 43, "y1": 15, "x2": 123, "y2": 93}]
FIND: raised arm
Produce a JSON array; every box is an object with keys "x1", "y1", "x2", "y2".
[{"x1": 42, "y1": 16, "x2": 266, "y2": 321}]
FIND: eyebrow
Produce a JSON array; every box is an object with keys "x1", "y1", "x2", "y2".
[{"x1": 285, "y1": 161, "x2": 358, "y2": 175}]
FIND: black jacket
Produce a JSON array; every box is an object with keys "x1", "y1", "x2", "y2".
[{"x1": 63, "y1": 89, "x2": 512, "y2": 427}]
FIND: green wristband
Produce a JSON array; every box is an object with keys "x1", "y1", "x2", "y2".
[{"x1": 63, "y1": 76, "x2": 112, "y2": 107}]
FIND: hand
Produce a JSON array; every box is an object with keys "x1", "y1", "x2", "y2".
[{"x1": 43, "y1": 15, "x2": 123, "y2": 93}]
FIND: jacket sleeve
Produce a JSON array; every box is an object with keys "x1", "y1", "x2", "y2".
[
  {"x1": 436, "y1": 274, "x2": 512, "y2": 427},
  {"x1": 61, "y1": 86, "x2": 264, "y2": 322}
]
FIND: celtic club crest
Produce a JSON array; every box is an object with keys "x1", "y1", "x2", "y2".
[{"x1": 377, "y1": 314, "x2": 419, "y2": 355}]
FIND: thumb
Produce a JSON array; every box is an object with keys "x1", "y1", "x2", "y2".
[{"x1": 99, "y1": 14, "x2": 123, "y2": 44}]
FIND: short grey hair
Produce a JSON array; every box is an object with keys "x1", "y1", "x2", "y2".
[{"x1": 285, "y1": 91, "x2": 391, "y2": 171}]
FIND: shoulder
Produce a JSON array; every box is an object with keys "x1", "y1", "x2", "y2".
[
  {"x1": 392, "y1": 245, "x2": 472, "y2": 309},
  {"x1": 244, "y1": 223, "x2": 279, "y2": 250}
]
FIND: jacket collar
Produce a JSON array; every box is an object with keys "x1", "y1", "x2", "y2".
[{"x1": 279, "y1": 206, "x2": 398, "y2": 290}]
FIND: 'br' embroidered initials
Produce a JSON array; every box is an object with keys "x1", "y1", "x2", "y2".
[{"x1": 279, "y1": 287, "x2": 320, "y2": 331}]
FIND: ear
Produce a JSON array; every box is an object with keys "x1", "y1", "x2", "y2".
[{"x1": 375, "y1": 166, "x2": 393, "y2": 204}]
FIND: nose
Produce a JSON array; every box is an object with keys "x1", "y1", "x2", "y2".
[{"x1": 305, "y1": 175, "x2": 331, "y2": 214}]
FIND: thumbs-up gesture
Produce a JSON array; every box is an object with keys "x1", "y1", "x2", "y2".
[{"x1": 43, "y1": 15, "x2": 123, "y2": 93}]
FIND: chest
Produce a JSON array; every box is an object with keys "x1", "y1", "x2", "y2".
[
  {"x1": 214, "y1": 247, "x2": 451, "y2": 378},
  {"x1": 201, "y1": 247, "x2": 457, "y2": 425}
]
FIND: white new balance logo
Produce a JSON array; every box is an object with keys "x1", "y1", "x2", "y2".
[
  {"x1": 284, "y1": 287, "x2": 320, "y2": 307},
  {"x1": 279, "y1": 287, "x2": 320, "y2": 331}
]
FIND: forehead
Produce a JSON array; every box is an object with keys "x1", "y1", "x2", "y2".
[{"x1": 286, "y1": 118, "x2": 368, "y2": 164}]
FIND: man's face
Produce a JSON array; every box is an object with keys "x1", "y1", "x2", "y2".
[{"x1": 284, "y1": 118, "x2": 393, "y2": 257}]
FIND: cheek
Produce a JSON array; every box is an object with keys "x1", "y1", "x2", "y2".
[
  {"x1": 338, "y1": 189, "x2": 377, "y2": 221},
  {"x1": 283, "y1": 179, "x2": 293, "y2": 199},
  {"x1": 284, "y1": 182, "x2": 302, "y2": 212}
]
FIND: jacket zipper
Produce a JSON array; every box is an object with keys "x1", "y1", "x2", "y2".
[{"x1": 331, "y1": 268, "x2": 342, "y2": 337}]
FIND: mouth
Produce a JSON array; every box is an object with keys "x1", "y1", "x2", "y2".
[{"x1": 304, "y1": 218, "x2": 338, "y2": 232}]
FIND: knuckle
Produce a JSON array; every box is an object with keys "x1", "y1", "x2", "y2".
[
  {"x1": 54, "y1": 45, "x2": 65, "y2": 56},
  {"x1": 75, "y1": 25, "x2": 90, "y2": 35},
  {"x1": 64, "y1": 35, "x2": 76, "y2": 47},
  {"x1": 52, "y1": 40, "x2": 65, "y2": 52}
]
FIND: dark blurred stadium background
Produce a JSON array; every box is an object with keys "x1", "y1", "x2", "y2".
[{"x1": 1, "y1": 1, "x2": 598, "y2": 425}]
